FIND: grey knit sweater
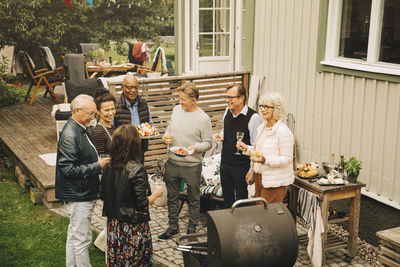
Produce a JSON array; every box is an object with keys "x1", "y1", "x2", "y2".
[{"x1": 165, "y1": 105, "x2": 212, "y2": 166}]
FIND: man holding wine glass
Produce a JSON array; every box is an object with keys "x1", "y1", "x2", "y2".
[
  {"x1": 213, "y1": 84, "x2": 262, "y2": 208},
  {"x1": 159, "y1": 82, "x2": 212, "y2": 240}
]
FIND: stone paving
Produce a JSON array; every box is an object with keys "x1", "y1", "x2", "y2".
[{"x1": 52, "y1": 200, "x2": 376, "y2": 267}]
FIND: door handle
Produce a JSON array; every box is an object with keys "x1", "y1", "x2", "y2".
[{"x1": 196, "y1": 41, "x2": 199, "y2": 50}]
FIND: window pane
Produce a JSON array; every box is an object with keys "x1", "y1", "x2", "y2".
[
  {"x1": 215, "y1": 10, "x2": 230, "y2": 33},
  {"x1": 200, "y1": 0, "x2": 213, "y2": 8},
  {"x1": 215, "y1": 0, "x2": 230, "y2": 8},
  {"x1": 379, "y1": 0, "x2": 400, "y2": 64},
  {"x1": 338, "y1": 0, "x2": 372, "y2": 60},
  {"x1": 216, "y1": 34, "x2": 229, "y2": 56},
  {"x1": 199, "y1": 10, "x2": 213, "y2": 33},
  {"x1": 199, "y1": 35, "x2": 213, "y2": 57}
]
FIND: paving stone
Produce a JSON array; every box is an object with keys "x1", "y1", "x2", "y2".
[{"x1": 50, "y1": 201, "x2": 378, "y2": 267}]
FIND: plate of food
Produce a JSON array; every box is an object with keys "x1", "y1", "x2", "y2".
[
  {"x1": 296, "y1": 162, "x2": 320, "y2": 179},
  {"x1": 170, "y1": 146, "x2": 193, "y2": 157},
  {"x1": 136, "y1": 123, "x2": 159, "y2": 138},
  {"x1": 317, "y1": 178, "x2": 345, "y2": 186}
]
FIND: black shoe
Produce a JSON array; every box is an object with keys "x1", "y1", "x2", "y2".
[
  {"x1": 187, "y1": 228, "x2": 196, "y2": 234},
  {"x1": 158, "y1": 228, "x2": 179, "y2": 240},
  {"x1": 187, "y1": 228, "x2": 197, "y2": 242}
]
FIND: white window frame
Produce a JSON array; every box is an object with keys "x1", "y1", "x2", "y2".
[{"x1": 321, "y1": 0, "x2": 400, "y2": 76}]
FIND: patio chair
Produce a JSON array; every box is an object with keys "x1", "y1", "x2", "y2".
[
  {"x1": 62, "y1": 54, "x2": 89, "y2": 81},
  {"x1": 128, "y1": 42, "x2": 154, "y2": 74},
  {"x1": 53, "y1": 78, "x2": 102, "y2": 139},
  {"x1": 79, "y1": 43, "x2": 100, "y2": 54},
  {"x1": 64, "y1": 78, "x2": 102, "y2": 103},
  {"x1": 135, "y1": 47, "x2": 167, "y2": 75},
  {"x1": 19, "y1": 51, "x2": 62, "y2": 105},
  {"x1": 128, "y1": 42, "x2": 149, "y2": 66},
  {"x1": 79, "y1": 43, "x2": 99, "y2": 62},
  {"x1": 39, "y1": 46, "x2": 65, "y2": 80}
]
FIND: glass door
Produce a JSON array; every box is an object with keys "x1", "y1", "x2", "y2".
[{"x1": 193, "y1": 0, "x2": 234, "y2": 73}]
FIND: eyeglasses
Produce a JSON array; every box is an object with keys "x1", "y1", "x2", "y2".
[
  {"x1": 226, "y1": 95, "x2": 241, "y2": 101},
  {"x1": 259, "y1": 104, "x2": 274, "y2": 110},
  {"x1": 122, "y1": 85, "x2": 139, "y2": 91},
  {"x1": 80, "y1": 109, "x2": 96, "y2": 117}
]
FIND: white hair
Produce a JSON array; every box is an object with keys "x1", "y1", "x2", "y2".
[
  {"x1": 70, "y1": 94, "x2": 94, "y2": 113},
  {"x1": 259, "y1": 92, "x2": 287, "y2": 121}
]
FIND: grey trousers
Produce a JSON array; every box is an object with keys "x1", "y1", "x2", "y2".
[
  {"x1": 65, "y1": 200, "x2": 96, "y2": 267},
  {"x1": 164, "y1": 160, "x2": 202, "y2": 230}
]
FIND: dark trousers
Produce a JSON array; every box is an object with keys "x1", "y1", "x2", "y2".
[
  {"x1": 164, "y1": 160, "x2": 202, "y2": 230},
  {"x1": 220, "y1": 162, "x2": 250, "y2": 209}
]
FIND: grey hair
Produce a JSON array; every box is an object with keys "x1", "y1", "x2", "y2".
[
  {"x1": 259, "y1": 92, "x2": 287, "y2": 121},
  {"x1": 70, "y1": 94, "x2": 94, "y2": 113}
]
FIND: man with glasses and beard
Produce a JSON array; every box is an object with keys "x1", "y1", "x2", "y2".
[
  {"x1": 113, "y1": 75, "x2": 153, "y2": 161},
  {"x1": 213, "y1": 84, "x2": 262, "y2": 208}
]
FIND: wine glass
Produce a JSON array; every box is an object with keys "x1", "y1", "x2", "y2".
[
  {"x1": 164, "y1": 135, "x2": 173, "y2": 150},
  {"x1": 235, "y1": 131, "x2": 244, "y2": 155}
]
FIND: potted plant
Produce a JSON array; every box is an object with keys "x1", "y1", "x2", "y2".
[{"x1": 344, "y1": 157, "x2": 362, "y2": 183}]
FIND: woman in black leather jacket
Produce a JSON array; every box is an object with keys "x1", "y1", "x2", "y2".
[{"x1": 100, "y1": 125, "x2": 164, "y2": 266}]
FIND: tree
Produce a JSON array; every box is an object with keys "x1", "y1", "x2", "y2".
[{"x1": 0, "y1": 0, "x2": 173, "y2": 63}]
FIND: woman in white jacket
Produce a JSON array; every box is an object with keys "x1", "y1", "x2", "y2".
[{"x1": 237, "y1": 92, "x2": 294, "y2": 203}]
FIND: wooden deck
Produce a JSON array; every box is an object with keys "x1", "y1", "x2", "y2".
[
  {"x1": 0, "y1": 92, "x2": 62, "y2": 207},
  {"x1": 0, "y1": 71, "x2": 250, "y2": 208}
]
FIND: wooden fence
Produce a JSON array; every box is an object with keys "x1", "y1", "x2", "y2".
[{"x1": 108, "y1": 71, "x2": 250, "y2": 173}]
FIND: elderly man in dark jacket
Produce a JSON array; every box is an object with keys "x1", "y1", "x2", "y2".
[
  {"x1": 56, "y1": 94, "x2": 109, "y2": 267},
  {"x1": 113, "y1": 75, "x2": 152, "y2": 159}
]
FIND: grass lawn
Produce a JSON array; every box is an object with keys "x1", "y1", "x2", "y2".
[{"x1": 0, "y1": 171, "x2": 105, "y2": 267}]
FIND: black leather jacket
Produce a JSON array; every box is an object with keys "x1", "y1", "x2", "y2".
[
  {"x1": 55, "y1": 118, "x2": 101, "y2": 202},
  {"x1": 100, "y1": 161, "x2": 151, "y2": 224}
]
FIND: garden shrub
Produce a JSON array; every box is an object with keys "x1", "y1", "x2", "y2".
[{"x1": 0, "y1": 56, "x2": 25, "y2": 107}]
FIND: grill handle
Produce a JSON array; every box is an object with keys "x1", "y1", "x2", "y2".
[{"x1": 231, "y1": 197, "x2": 268, "y2": 213}]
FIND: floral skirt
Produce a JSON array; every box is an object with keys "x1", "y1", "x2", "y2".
[{"x1": 107, "y1": 218, "x2": 153, "y2": 267}]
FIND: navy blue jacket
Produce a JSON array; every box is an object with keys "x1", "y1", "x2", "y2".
[{"x1": 55, "y1": 117, "x2": 101, "y2": 201}]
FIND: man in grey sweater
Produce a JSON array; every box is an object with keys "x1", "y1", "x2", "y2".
[{"x1": 159, "y1": 82, "x2": 212, "y2": 240}]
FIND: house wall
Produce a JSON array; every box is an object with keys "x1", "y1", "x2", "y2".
[{"x1": 253, "y1": 0, "x2": 400, "y2": 209}]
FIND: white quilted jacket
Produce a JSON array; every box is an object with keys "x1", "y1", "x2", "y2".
[{"x1": 245, "y1": 120, "x2": 294, "y2": 188}]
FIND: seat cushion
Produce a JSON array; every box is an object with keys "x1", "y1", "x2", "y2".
[
  {"x1": 65, "y1": 78, "x2": 103, "y2": 103},
  {"x1": 43, "y1": 74, "x2": 63, "y2": 84},
  {"x1": 55, "y1": 110, "x2": 71, "y2": 120}
]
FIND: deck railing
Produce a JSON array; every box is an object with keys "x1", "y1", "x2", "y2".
[{"x1": 108, "y1": 70, "x2": 250, "y2": 173}]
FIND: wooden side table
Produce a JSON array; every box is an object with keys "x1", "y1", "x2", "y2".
[{"x1": 289, "y1": 177, "x2": 366, "y2": 263}]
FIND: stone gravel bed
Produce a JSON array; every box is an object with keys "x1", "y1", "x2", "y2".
[{"x1": 297, "y1": 218, "x2": 382, "y2": 266}]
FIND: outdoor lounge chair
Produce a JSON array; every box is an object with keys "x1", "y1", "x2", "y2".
[
  {"x1": 62, "y1": 54, "x2": 89, "y2": 81},
  {"x1": 53, "y1": 78, "x2": 102, "y2": 139},
  {"x1": 79, "y1": 43, "x2": 100, "y2": 54},
  {"x1": 135, "y1": 47, "x2": 167, "y2": 75},
  {"x1": 19, "y1": 51, "x2": 62, "y2": 105},
  {"x1": 79, "y1": 43, "x2": 99, "y2": 62},
  {"x1": 128, "y1": 42, "x2": 155, "y2": 74},
  {"x1": 39, "y1": 46, "x2": 65, "y2": 80}
]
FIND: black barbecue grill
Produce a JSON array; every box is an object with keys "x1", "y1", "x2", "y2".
[{"x1": 176, "y1": 198, "x2": 298, "y2": 267}]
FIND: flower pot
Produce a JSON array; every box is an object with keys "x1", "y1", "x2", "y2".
[{"x1": 348, "y1": 173, "x2": 359, "y2": 183}]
